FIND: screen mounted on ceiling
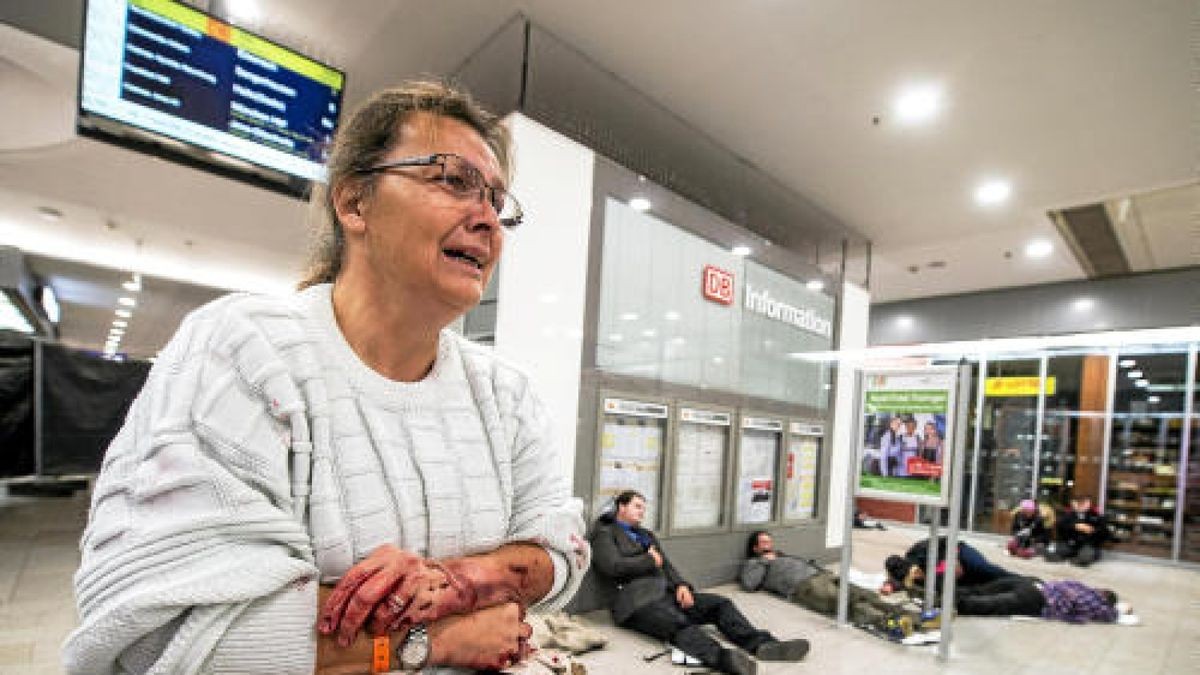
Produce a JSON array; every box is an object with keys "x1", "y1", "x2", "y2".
[{"x1": 78, "y1": 0, "x2": 345, "y2": 197}]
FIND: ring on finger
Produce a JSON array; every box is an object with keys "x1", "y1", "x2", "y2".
[{"x1": 387, "y1": 593, "x2": 407, "y2": 614}]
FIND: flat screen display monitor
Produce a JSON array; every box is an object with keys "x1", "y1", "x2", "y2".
[{"x1": 78, "y1": 0, "x2": 345, "y2": 197}]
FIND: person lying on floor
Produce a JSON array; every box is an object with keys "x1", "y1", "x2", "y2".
[
  {"x1": 881, "y1": 535, "x2": 1014, "y2": 596},
  {"x1": 740, "y1": 530, "x2": 913, "y2": 628},
  {"x1": 590, "y1": 491, "x2": 809, "y2": 675},
  {"x1": 954, "y1": 575, "x2": 1131, "y2": 624}
]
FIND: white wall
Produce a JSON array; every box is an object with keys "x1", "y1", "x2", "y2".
[
  {"x1": 826, "y1": 282, "x2": 870, "y2": 548},
  {"x1": 494, "y1": 114, "x2": 595, "y2": 481}
]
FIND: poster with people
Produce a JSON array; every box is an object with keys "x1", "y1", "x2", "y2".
[{"x1": 856, "y1": 368, "x2": 959, "y2": 505}]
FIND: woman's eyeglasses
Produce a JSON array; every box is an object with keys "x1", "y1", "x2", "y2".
[{"x1": 356, "y1": 153, "x2": 523, "y2": 229}]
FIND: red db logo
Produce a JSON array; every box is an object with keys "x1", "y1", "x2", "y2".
[{"x1": 702, "y1": 265, "x2": 735, "y2": 305}]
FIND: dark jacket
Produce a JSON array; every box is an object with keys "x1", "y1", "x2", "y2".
[
  {"x1": 589, "y1": 515, "x2": 691, "y2": 624},
  {"x1": 1011, "y1": 511, "x2": 1050, "y2": 546},
  {"x1": 1056, "y1": 508, "x2": 1110, "y2": 549}
]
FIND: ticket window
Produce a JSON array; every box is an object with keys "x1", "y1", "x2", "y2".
[
  {"x1": 668, "y1": 406, "x2": 733, "y2": 533},
  {"x1": 593, "y1": 397, "x2": 670, "y2": 529},
  {"x1": 783, "y1": 421, "x2": 824, "y2": 522},
  {"x1": 735, "y1": 415, "x2": 785, "y2": 526}
]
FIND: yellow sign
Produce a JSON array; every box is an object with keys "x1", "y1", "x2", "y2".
[{"x1": 985, "y1": 376, "x2": 1057, "y2": 397}]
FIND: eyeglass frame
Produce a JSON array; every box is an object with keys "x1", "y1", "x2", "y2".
[{"x1": 353, "y1": 153, "x2": 524, "y2": 229}]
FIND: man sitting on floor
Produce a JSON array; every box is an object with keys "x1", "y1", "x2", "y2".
[
  {"x1": 591, "y1": 491, "x2": 809, "y2": 675},
  {"x1": 740, "y1": 530, "x2": 912, "y2": 628},
  {"x1": 1048, "y1": 494, "x2": 1110, "y2": 566},
  {"x1": 954, "y1": 575, "x2": 1130, "y2": 624}
]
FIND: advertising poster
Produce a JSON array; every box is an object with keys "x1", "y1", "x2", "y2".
[{"x1": 857, "y1": 369, "x2": 958, "y2": 505}]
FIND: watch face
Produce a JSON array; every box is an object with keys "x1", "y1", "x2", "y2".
[{"x1": 399, "y1": 626, "x2": 429, "y2": 670}]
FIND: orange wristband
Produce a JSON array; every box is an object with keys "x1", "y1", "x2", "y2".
[{"x1": 371, "y1": 635, "x2": 390, "y2": 673}]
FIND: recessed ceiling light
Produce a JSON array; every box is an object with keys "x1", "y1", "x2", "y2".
[
  {"x1": 112, "y1": 319, "x2": 128, "y2": 328},
  {"x1": 712, "y1": 356, "x2": 724, "y2": 364},
  {"x1": 122, "y1": 280, "x2": 141, "y2": 292},
  {"x1": 641, "y1": 329, "x2": 657, "y2": 338},
  {"x1": 1135, "y1": 379, "x2": 1149, "y2": 388},
  {"x1": 609, "y1": 333, "x2": 624, "y2": 342},
  {"x1": 975, "y1": 179, "x2": 1012, "y2": 206},
  {"x1": 664, "y1": 311, "x2": 681, "y2": 321},
  {"x1": 896, "y1": 315, "x2": 914, "y2": 329},
  {"x1": 1147, "y1": 395, "x2": 1161, "y2": 404},
  {"x1": 620, "y1": 312, "x2": 638, "y2": 321},
  {"x1": 893, "y1": 84, "x2": 942, "y2": 125},
  {"x1": 629, "y1": 197, "x2": 651, "y2": 212},
  {"x1": 115, "y1": 308, "x2": 132, "y2": 318},
  {"x1": 118, "y1": 296, "x2": 137, "y2": 307},
  {"x1": 1072, "y1": 298, "x2": 1095, "y2": 312},
  {"x1": 805, "y1": 279, "x2": 825, "y2": 291},
  {"x1": 1024, "y1": 239, "x2": 1053, "y2": 258},
  {"x1": 1118, "y1": 359, "x2": 1136, "y2": 368},
  {"x1": 1127, "y1": 370, "x2": 1144, "y2": 379},
  {"x1": 36, "y1": 206, "x2": 63, "y2": 221},
  {"x1": 731, "y1": 245, "x2": 752, "y2": 256}
]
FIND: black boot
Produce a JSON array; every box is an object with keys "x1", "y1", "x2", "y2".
[
  {"x1": 717, "y1": 647, "x2": 757, "y2": 675},
  {"x1": 755, "y1": 638, "x2": 811, "y2": 661}
]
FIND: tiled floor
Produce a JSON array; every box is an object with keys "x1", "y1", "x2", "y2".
[{"x1": 2, "y1": 484, "x2": 1197, "y2": 674}]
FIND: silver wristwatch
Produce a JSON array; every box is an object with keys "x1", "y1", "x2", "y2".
[{"x1": 396, "y1": 623, "x2": 430, "y2": 672}]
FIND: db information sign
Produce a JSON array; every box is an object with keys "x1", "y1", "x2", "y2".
[{"x1": 702, "y1": 265, "x2": 735, "y2": 305}]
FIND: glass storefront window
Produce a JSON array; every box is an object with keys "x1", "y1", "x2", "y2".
[
  {"x1": 1105, "y1": 349, "x2": 1189, "y2": 559},
  {"x1": 973, "y1": 359, "x2": 1041, "y2": 534},
  {"x1": 1180, "y1": 348, "x2": 1198, "y2": 563}
]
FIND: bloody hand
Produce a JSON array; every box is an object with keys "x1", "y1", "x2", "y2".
[{"x1": 319, "y1": 544, "x2": 469, "y2": 647}]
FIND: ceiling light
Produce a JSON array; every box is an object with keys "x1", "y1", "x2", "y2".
[
  {"x1": 1072, "y1": 298, "x2": 1094, "y2": 312},
  {"x1": 629, "y1": 197, "x2": 651, "y2": 212},
  {"x1": 641, "y1": 329, "x2": 657, "y2": 338},
  {"x1": 731, "y1": 245, "x2": 752, "y2": 256},
  {"x1": 806, "y1": 279, "x2": 825, "y2": 292},
  {"x1": 1118, "y1": 359, "x2": 1136, "y2": 368},
  {"x1": 896, "y1": 315, "x2": 914, "y2": 329},
  {"x1": 1024, "y1": 239, "x2": 1053, "y2": 258},
  {"x1": 1127, "y1": 370, "x2": 1143, "y2": 379},
  {"x1": 609, "y1": 333, "x2": 623, "y2": 342},
  {"x1": 893, "y1": 84, "x2": 942, "y2": 125},
  {"x1": 40, "y1": 285, "x2": 60, "y2": 323},
  {"x1": 664, "y1": 311, "x2": 681, "y2": 321},
  {"x1": 1135, "y1": 379, "x2": 1149, "y2": 388},
  {"x1": 1147, "y1": 395, "x2": 1161, "y2": 404},
  {"x1": 122, "y1": 279, "x2": 141, "y2": 293},
  {"x1": 712, "y1": 356, "x2": 724, "y2": 364},
  {"x1": 975, "y1": 179, "x2": 1012, "y2": 206},
  {"x1": 118, "y1": 296, "x2": 137, "y2": 307},
  {"x1": 109, "y1": 329, "x2": 125, "y2": 337},
  {"x1": 112, "y1": 319, "x2": 128, "y2": 328},
  {"x1": 115, "y1": 308, "x2": 132, "y2": 318},
  {"x1": 37, "y1": 205, "x2": 63, "y2": 221},
  {"x1": 223, "y1": 0, "x2": 260, "y2": 23},
  {"x1": 620, "y1": 312, "x2": 638, "y2": 321}
]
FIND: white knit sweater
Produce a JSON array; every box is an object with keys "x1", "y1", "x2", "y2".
[{"x1": 64, "y1": 284, "x2": 587, "y2": 674}]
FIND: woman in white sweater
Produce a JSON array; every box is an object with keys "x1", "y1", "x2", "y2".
[{"x1": 65, "y1": 80, "x2": 589, "y2": 674}]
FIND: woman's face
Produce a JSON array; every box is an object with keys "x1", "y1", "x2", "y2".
[{"x1": 350, "y1": 112, "x2": 506, "y2": 316}]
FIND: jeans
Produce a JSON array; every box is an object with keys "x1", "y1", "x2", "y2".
[
  {"x1": 957, "y1": 542, "x2": 1014, "y2": 584},
  {"x1": 622, "y1": 592, "x2": 774, "y2": 668},
  {"x1": 956, "y1": 576, "x2": 1045, "y2": 617}
]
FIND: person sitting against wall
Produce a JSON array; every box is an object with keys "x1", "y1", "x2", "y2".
[
  {"x1": 1048, "y1": 494, "x2": 1110, "y2": 566},
  {"x1": 740, "y1": 530, "x2": 913, "y2": 628},
  {"x1": 1008, "y1": 499, "x2": 1051, "y2": 558},
  {"x1": 881, "y1": 535, "x2": 1014, "y2": 596},
  {"x1": 954, "y1": 575, "x2": 1132, "y2": 624},
  {"x1": 591, "y1": 491, "x2": 810, "y2": 675},
  {"x1": 64, "y1": 80, "x2": 589, "y2": 674}
]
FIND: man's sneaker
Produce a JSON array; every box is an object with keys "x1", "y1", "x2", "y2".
[
  {"x1": 755, "y1": 638, "x2": 811, "y2": 662},
  {"x1": 717, "y1": 648, "x2": 757, "y2": 675}
]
